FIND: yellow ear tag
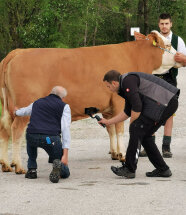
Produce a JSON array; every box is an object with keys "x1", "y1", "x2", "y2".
[{"x1": 153, "y1": 40, "x2": 157, "y2": 46}]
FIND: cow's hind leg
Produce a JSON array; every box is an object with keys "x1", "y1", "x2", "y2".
[
  {"x1": 115, "y1": 122, "x2": 125, "y2": 162},
  {"x1": 102, "y1": 113, "x2": 118, "y2": 160},
  {"x1": 107, "y1": 125, "x2": 118, "y2": 160},
  {"x1": 11, "y1": 117, "x2": 28, "y2": 174},
  {"x1": 111, "y1": 94, "x2": 126, "y2": 162},
  {"x1": 0, "y1": 126, "x2": 12, "y2": 172}
]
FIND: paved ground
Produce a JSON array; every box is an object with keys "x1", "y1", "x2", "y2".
[{"x1": 0, "y1": 69, "x2": 186, "y2": 215}]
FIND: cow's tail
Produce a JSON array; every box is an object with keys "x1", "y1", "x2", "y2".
[
  {"x1": 0, "y1": 88, "x2": 12, "y2": 135},
  {"x1": 0, "y1": 49, "x2": 26, "y2": 135},
  {"x1": 0, "y1": 51, "x2": 20, "y2": 135}
]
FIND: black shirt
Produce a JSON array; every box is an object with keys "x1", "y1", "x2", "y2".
[{"x1": 118, "y1": 75, "x2": 142, "y2": 116}]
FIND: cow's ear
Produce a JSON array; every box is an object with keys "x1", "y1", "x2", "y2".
[
  {"x1": 148, "y1": 32, "x2": 161, "y2": 47},
  {"x1": 134, "y1": 32, "x2": 146, "y2": 40}
]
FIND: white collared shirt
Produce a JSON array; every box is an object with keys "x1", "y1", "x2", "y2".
[
  {"x1": 16, "y1": 103, "x2": 71, "y2": 149},
  {"x1": 165, "y1": 31, "x2": 186, "y2": 55}
]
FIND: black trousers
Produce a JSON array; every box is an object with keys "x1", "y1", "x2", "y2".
[
  {"x1": 155, "y1": 72, "x2": 177, "y2": 87},
  {"x1": 125, "y1": 96, "x2": 178, "y2": 173}
]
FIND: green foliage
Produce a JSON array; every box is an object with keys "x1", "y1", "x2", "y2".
[
  {"x1": 148, "y1": 0, "x2": 186, "y2": 35},
  {"x1": 0, "y1": 0, "x2": 185, "y2": 60}
]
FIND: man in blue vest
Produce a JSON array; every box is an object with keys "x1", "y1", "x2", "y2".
[
  {"x1": 15, "y1": 86, "x2": 71, "y2": 183},
  {"x1": 99, "y1": 70, "x2": 179, "y2": 178},
  {"x1": 140, "y1": 13, "x2": 186, "y2": 158}
]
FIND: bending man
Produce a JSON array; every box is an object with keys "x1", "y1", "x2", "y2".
[{"x1": 98, "y1": 70, "x2": 179, "y2": 179}]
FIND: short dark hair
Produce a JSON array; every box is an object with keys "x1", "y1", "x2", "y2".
[
  {"x1": 103, "y1": 70, "x2": 121, "y2": 83},
  {"x1": 159, "y1": 13, "x2": 172, "y2": 22}
]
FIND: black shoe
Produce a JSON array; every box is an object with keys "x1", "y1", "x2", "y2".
[
  {"x1": 60, "y1": 163, "x2": 70, "y2": 179},
  {"x1": 49, "y1": 159, "x2": 61, "y2": 183},
  {"x1": 162, "y1": 149, "x2": 172, "y2": 158},
  {"x1": 139, "y1": 149, "x2": 147, "y2": 157},
  {"x1": 146, "y1": 168, "x2": 172, "y2": 177},
  {"x1": 25, "y1": 169, "x2": 37, "y2": 179},
  {"x1": 163, "y1": 151, "x2": 172, "y2": 158},
  {"x1": 111, "y1": 165, "x2": 135, "y2": 179},
  {"x1": 162, "y1": 145, "x2": 172, "y2": 158}
]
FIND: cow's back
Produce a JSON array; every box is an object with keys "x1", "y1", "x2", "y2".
[
  {"x1": 5, "y1": 41, "x2": 161, "y2": 119},
  {"x1": 6, "y1": 45, "x2": 133, "y2": 118}
]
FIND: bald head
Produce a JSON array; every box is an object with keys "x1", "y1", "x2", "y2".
[{"x1": 51, "y1": 86, "x2": 67, "y2": 99}]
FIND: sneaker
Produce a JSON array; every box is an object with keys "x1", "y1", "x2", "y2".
[
  {"x1": 111, "y1": 165, "x2": 135, "y2": 179},
  {"x1": 139, "y1": 149, "x2": 147, "y2": 157},
  {"x1": 25, "y1": 169, "x2": 37, "y2": 179},
  {"x1": 146, "y1": 168, "x2": 172, "y2": 177},
  {"x1": 49, "y1": 159, "x2": 61, "y2": 183},
  {"x1": 162, "y1": 150, "x2": 172, "y2": 158},
  {"x1": 163, "y1": 151, "x2": 172, "y2": 158},
  {"x1": 60, "y1": 163, "x2": 70, "y2": 179}
]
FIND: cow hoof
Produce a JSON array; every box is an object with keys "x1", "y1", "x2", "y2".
[
  {"x1": 11, "y1": 162, "x2": 26, "y2": 174},
  {"x1": 15, "y1": 169, "x2": 26, "y2": 174},
  {"x1": 10, "y1": 162, "x2": 16, "y2": 167},
  {"x1": 118, "y1": 153, "x2": 126, "y2": 162},
  {"x1": 111, "y1": 152, "x2": 118, "y2": 160},
  {"x1": 14, "y1": 165, "x2": 26, "y2": 174},
  {"x1": 1, "y1": 163, "x2": 13, "y2": 172}
]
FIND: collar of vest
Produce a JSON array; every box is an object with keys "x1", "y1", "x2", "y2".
[
  {"x1": 49, "y1": 94, "x2": 62, "y2": 100},
  {"x1": 118, "y1": 74, "x2": 128, "y2": 96},
  {"x1": 118, "y1": 75, "x2": 123, "y2": 95}
]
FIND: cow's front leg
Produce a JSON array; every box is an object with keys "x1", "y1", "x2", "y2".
[
  {"x1": 11, "y1": 118, "x2": 26, "y2": 174},
  {"x1": 115, "y1": 122, "x2": 125, "y2": 162}
]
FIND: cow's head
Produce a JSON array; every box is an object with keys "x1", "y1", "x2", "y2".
[{"x1": 134, "y1": 30, "x2": 183, "y2": 75}]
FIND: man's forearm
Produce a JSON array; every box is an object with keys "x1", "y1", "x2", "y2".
[
  {"x1": 15, "y1": 103, "x2": 33, "y2": 116},
  {"x1": 130, "y1": 111, "x2": 141, "y2": 124},
  {"x1": 107, "y1": 111, "x2": 129, "y2": 125},
  {"x1": 61, "y1": 148, "x2": 68, "y2": 165}
]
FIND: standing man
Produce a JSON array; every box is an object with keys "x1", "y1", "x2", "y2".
[
  {"x1": 98, "y1": 70, "x2": 179, "y2": 178},
  {"x1": 140, "y1": 13, "x2": 186, "y2": 158},
  {"x1": 15, "y1": 86, "x2": 71, "y2": 183}
]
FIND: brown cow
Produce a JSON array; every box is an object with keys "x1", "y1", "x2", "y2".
[{"x1": 0, "y1": 31, "x2": 182, "y2": 174}]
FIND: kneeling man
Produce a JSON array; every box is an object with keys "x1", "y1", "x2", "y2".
[{"x1": 15, "y1": 86, "x2": 71, "y2": 183}]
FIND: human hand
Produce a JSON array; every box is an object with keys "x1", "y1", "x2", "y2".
[
  {"x1": 98, "y1": 118, "x2": 109, "y2": 126},
  {"x1": 13, "y1": 106, "x2": 19, "y2": 116},
  {"x1": 174, "y1": 52, "x2": 186, "y2": 64},
  {"x1": 61, "y1": 154, "x2": 68, "y2": 165}
]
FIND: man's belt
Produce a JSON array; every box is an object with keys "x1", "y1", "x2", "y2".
[{"x1": 155, "y1": 72, "x2": 171, "y2": 80}]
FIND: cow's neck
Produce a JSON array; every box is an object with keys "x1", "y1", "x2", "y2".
[{"x1": 120, "y1": 40, "x2": 163, "y2": 74}]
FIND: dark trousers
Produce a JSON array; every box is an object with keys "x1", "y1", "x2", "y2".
[
  {"x1": 125, "y1": 96, "x2": 178, "y2": 173},
  {"x1": 26, "y1": 133, "x2": 63, "y2": 169}
]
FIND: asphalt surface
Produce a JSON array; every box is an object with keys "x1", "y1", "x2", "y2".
[{"x1": 0, "y1": 69, "x2": 186, "y2": 215}]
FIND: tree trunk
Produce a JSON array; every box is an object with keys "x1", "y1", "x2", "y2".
[
  {"x1": 84, "y1": 7, "x2": 88, "y2": 47},
  {"x1": 93, "y1": 22, "x2": 98, "y2": 46},
  {"x1": 125, "y1": 15, "x2": 131, "y2": 41},
  {"x1": 143, "y1": 0, "x2": 149, "y2": 35},
  {"x1": 137, "y1": 0, "x2": 144, "y2": 29}
]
